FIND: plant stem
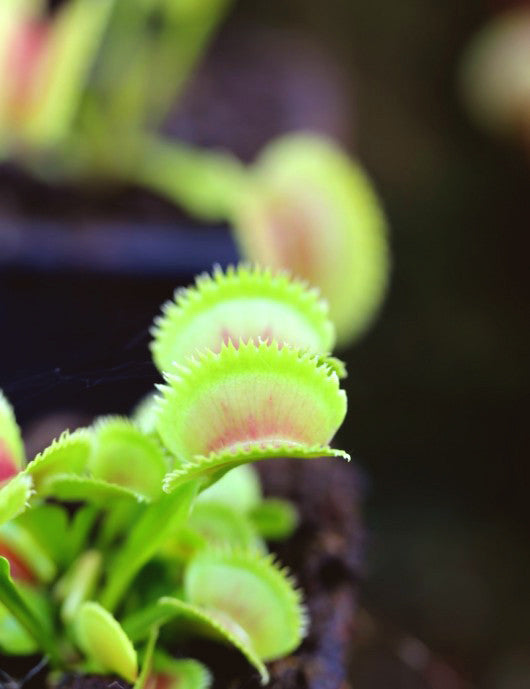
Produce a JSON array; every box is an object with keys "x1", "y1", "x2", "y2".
[
  {"x1": 133, "y1": 625, "x2": 159, "y2": 689},
  {"x1": 0, "y1": 557, "x2": 60, "y2": 664},
  {"x1": 135, "y1": 136, "x2": 248, "y2": 222},
  {"x1": 99, "y1": 480, "x2": 198, "y2": 613}
]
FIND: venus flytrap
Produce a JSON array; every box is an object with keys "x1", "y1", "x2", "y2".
[
  {"x1": 75, "y1": 602, "x2": 138, "y2": 682},
  {"x1": 88, "y1": 417, "x2": 169, "y2": 501},
  {"x1": 0, "y1": 0, "x2": 233, "y2": 180},
  {"x1": 0, "y1": 0, "x2": 115, "y2": 156},
  {"x1": 157, "y1": 342, "x2": 348, "y2": 493},
  {"x1": 150, "y1": 265, "x2": 335, "y2": 372},
  {"x1": 0, "y1": 266, "x2": 350, "y2": 687},
  {"x1": 122, "y1": 550, "x2": 307, "y2": 685},
  {"x1": 139, "y1": 133, "x2": 390, "y2": 347}
]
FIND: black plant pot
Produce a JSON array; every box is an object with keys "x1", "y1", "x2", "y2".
[{"x1": 0, "y1": 166, "x2": 239, "y2": 426}]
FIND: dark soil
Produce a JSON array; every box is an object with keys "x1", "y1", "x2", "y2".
[
  {"x1": 57, "y1": 677, "x2": 130, "y2": 689},
  {"x1": 250, "y1": 458, "x2": 363, "y2": 689}
]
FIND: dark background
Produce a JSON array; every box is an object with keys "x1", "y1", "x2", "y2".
[{"x1": 1, "y1": 1, "x2": 529, "y2": 686}]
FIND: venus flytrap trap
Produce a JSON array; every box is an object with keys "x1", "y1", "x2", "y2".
[
  {"x1": 157, "y1": 342, "x2": 349, "y2": 494},
  {"x1": 0, "y1": 0, "x2": 116, "y2": 158},
  {"x1": 0, "y1": 265, "x2": 350, "y2": 687},
  {"x1": 138, "y1": 133, "x2": 390, "y2": 348},
  {"x1": 150, "y1": 265, "x2": 335, "y2": 372},
  {"x1": 231, "y1": 134, "x2": 390, "y2": 346}
]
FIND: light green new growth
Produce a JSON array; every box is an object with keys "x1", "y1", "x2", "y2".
[
  {"x1": 75, "y1": 601, "x2": 138, "y2": 682},
  {"x1": 232, "y1": 134, "x2": 390, "y2": 346},
  {"x1": 151, "y1": 264, "x2": 335, "y2": 373},
  {"x1": 156, "y1": 340, "x2": 347, "y2": 470}
]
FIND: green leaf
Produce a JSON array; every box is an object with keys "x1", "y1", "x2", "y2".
[
  {"x1": 138, "y1": 138, "x2": 246, "y2": 223},
  {"x1": 0, "y1": 557, "x2": 57, "y2": 660},
  {"x1": 16, "y1": 503, "x2": 99, "y2": 569},
  {"x1": 0, "y1": 473, "x2": 33, "y2": 526},
  {"x1": 25, "y1": 429, "x2": 92, "y2": 491},
  {"x1": 184, "y1": 550, "x2": 307, "y2": 661},
  {"x1": 231, "y1": 133, "x2": 390, "y2": 346},
  {"x1": 0, "y1": 600, "x2": 37, "y2": 655},
  {"x1": 0, "y1": 584, "x2": 52, "y2": 655},
  {"x1": 57, "y1": 550, "x2": 102, "y2": 623},
  {"x1": 90, "y1": 417, "x2": 168, "y2": 500},
  {"x1": 133, "y1": 625, "x2": 159, "y2": 689},
  {"x1": 249, "y1": 499, "x2": 299, "y2": 541},
  {"x1": 16, "y1": 504, "x2": 71, "y2": 567},
  {"x1": 151, "y1": 264, "x2": 335, "y2": 373},
  {"x1": 75, "y1": 601, "x2": 138, "y2": 682},
  {"x1": 0, "y1": 390, "x2": 25, "y2": 479},
  {"x1": 66, "y1": 505, "x2": 100, "y2": 564},
  {"x1": 100, "y1": 480, "x2": 198, "y2": 612},
  {"x1": 197, "y1": 464, "x2": 261, "y2": 512},
  {"x1": 156, "y1": 341, "x2": 349, "y2": 490},
  {"x1": 123, "y1": 597, "x2": 268, "y2": 685}
]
